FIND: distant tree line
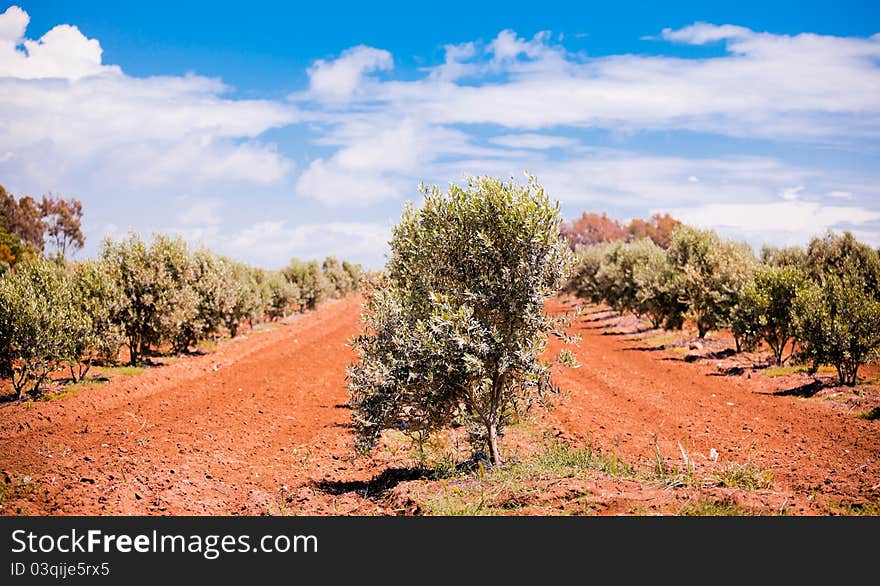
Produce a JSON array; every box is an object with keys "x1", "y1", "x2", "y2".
[
  {"x1": 565, "y1": 219, "x2": 880, "y2": 387},
  {"x1": 0, "y1": 185, "x2": 368, "y2": 400}
]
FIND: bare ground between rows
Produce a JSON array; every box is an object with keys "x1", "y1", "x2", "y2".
[{"x1": 0, "y1": 296, "x2": 877, "y2": 515}]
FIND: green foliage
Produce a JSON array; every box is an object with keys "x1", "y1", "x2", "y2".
[
  {"x1": 102, "y1": 233, "x2": 198, "y2": 364},
  {"x1": 264, "y1": 271, "x2": 299, "y2": 320},
  {"x1": 226, "y1": 262, "x2": 264, "y2": 336},
  {"x1": 342, "y1": 260, "x2": 365, "y2": 292},
  {"x1": 0, "y1": 259, "x2": 73, "y2": 397},
  {"x1": 173, "y1": 250, "x2": 237, "y2": 352},
  {"x1": 284, "y1": 258, "x2": 329, "y2": 312},
  {"x1": 760, "y1": 244, "x2": 807, "y2": 269},
  {"x1": 322, "y1": 256, "x2": 353, "y2": 298},
  {"x1": 564, "y1": 243, "x2": 611, "y2": 303},
  {"x1": 794, "y1": 268, "x2": 880, "y2": 386},
  {"x1": 730, "y1": 265, "x2": 808, "y2": 363},
  {"x1": 348, "y1": 175, "x2": 575, "y2": 464},
  {"x1": 67, "y1": 260, "x2": 126, "y2": 379},
  {"x1": 667, "y1": 226, "x2": 756, "y2": 338},
  {"x1": 806, "y1": 230, "x2": 880, "y2": 293},
  {"x1": 0, "y1": 227, "x2": 35, "y2": 274}
]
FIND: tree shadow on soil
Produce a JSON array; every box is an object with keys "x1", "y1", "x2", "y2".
[
  {"x1": 602, "y1": 327, "x2": 654, "y2": 336},
  {"x1": 772, "y1": 378, "x2": 829, "y2": 398},
  {"x1": 314, "y1": 461, "x2": 477, "y2": 500},
  {"x1": 622, "y1": 345, "x2": 667, "y2": 352},
  {"x1": 312, "y1": 467, "x2": 433, "y2": 499}
]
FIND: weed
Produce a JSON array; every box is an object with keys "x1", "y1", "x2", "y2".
[
  {"x1": 646, "y1": 440, "x2": 695, "y2": 488},
  {"x1": 710, "y1": 462, "x2": 773, "y2": 490},
  {"x1": 831, "y1": 500, "x2": 880, "y2": 516},
  {"x1": 98, "y1": 366, "x2": 145, "y2": 377},
  {"x1": 763, "y1": 364, "x2": 835, "y2": 378}
]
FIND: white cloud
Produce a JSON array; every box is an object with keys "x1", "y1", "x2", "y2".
[
  {"x1": 299, "y1": 24, "x2": 880, "y2": 141},
  {"x1": 669, "y1": 200, "x2": 880, "y2": 246},
  {"x1": 828, "y1": 190, "x2": 853, "y2": 199},
  {"x1": 307, "y1": 45, "x2": 393, "y2": 101},
  {"x1": 0, "y1": 5, "x2": 119, "y2": 80},
  {"x1": 0, "y1": 6, "x2": 297, "y2": 194},
  {"x1": 780, "y1": 186, "x2": 804, "y2": 201},
  {"x1": 659, "y1": 22, "x2": 752, "y2": 45},
  {"x1": 224, "y1": 221, "x2": 391, "y2": 269},
  {"x1": 489, "y1": 133, "x2": 578, "y2": 149}
]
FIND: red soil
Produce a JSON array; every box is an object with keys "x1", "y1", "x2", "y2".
[{"x1": 0, "y1": 296, "x2": 876, "y2": 515}]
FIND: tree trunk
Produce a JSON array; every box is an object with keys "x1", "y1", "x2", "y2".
[{"x1": 487, "y1": 422, "x2": 502, "y2": 465}]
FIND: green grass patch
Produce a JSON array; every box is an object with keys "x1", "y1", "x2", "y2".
[
  {"x1": 855, "y1": 406, "x2": 880, "y2": 420},
  {"x1": 645, "y1": 442, "x2": 696, "y2": 489},
  {"x1": 831, "y1": 500, "x2": 880, "y2": 516},
  {"x1": 678, "y1": 496, "x2": 755, "y2": 516},
  {"x1": 710, "y1": 462, "x2": 773, "y2": 490},
  {"x1": 763, "y1": 364, "x2": 835, "y2": 378},
  {"x1": 196, "y1": 339, "x2": 219, "y2": 351},
  {"x1": 643, "y1": 333, "x2": 679, "y2": 347},
  {"x1": 414, "y1": 439, "x2": 633, "y2": 516},
  {"x1": 97, "y1": 366, "x2": 146, "y2": 377}
]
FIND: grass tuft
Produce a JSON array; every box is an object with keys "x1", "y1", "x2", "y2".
[
  {"x1": 97, "y1": 366, "x2": 146, "y2": 377},
  {"x1": 710, "y1": 462, "x2": 773, "y2": 490}
]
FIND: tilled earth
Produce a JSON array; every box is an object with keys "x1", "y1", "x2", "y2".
[{"x1": 0, "y1": 296, "x2": 877, "y2": 515}]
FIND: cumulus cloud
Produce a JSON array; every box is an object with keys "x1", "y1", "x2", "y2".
[
  {"x1": 669, "y1": 200, "x2": 880, "y2": 247},
  {"x1": 0, "y1": 5, "x2": 119, "y2": 79},
  {"x1": 0, "y1": 5, "x2": 297, "y2": 194},
  {"x1": 307, "y1": 45, "x2": 393, "y2": 101},
  {"x1": 288, "y1": 23, "x2": 880, "y2": 251},
  {"x1": 224, "y1": 220, "x2": 391, "y2": 269}
]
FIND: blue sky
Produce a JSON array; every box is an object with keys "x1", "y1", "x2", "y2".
[{"x1": 1, "y1": 1, "x2": 879, "y2": 268}]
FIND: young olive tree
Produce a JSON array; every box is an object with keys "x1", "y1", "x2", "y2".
[
  {"x1": 794, "y1": 267, "x2": 880, "y2": 386},
  {"x1": 632, "y1": 245, "x2": 686, "y2": 329},
  {"x1": 173, "y1": 249, "x2": 237, "y2": 352},
  {"x1": 342, "y1": 261, "x2": 365, "y2": 292},
  {"x1": 225, "y1": 262, "x2": 264, "y2": 336},
  {"x1": 322, "y1": 256, "x2": 353, "y2": 298},
  {"x1": 730, "y1": 265, "x2": 808, "y2": 363},
  {"x1": 348, "y1": 175, "x2": 576, "y2": 465},
  {"x1": 102, "y1": 233, "x2": 197, "y2": 365},
  {"x1": 284, "y1": 258, "x2": 328, "y2": 312},
  {"x1": 0, "y1": 259, "x2": 74, "y2": 398},
  {"x1": 67, "y1": 260, "x2": 126, "y2": 379},
  {"x1": 667, "y1": 226, "x2": 756, "y2": 338},
  {"x1": 564, "y1": 243, "x2": 611, "y2": 303},
  {"x1": 265, "y1": 271, "x2": 300, "y2": 320}
]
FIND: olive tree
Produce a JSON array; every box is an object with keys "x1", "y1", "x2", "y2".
[
  {"x1": 66, "y1": 260, "x2": 125, "y2": 379},
  {"x1": 0, "y1": 259, "x2": 74, "y2": 398},
  {"x1": 265, "y1": 271, "x2": 300, "y2": 320},
  {"x1": 348, "y1": 175, "x2": 575, "y2": 465},
  {"x1": 794, "y1": 266, "x2": 880, "y2": 386},
  {"x1": 322, "y1": 256, "x2": 353, "y2": 298},
  {"x1": 225, "y1": 262, "x2": 264, "y2": 336},
  {"x1": 102, "y1": 233, "x2": 197, "y2": 365},
  {"x1": 564, "y1": 243, "x2": 611, "y2": 303},
  {"x1": 730, "y1": 265, "x2": 808, "y2": 363},
  {"x1": 342, "y1": 261, "x2": 365, "y2": 292},
  {"x1": 173, "y1": 250, "x2": 237, "y2": 352},
  {"x1": 806, "y1": 230, "x2": 880, "y2": 292},
  {"x1": 632, "y1": 245, "x2": 686, "y2": 329},
  {"x1": 284, "y1": 258, "x2": 328, "y2": 312},
  {"x1": 667, "y1": 226, "x2": 756, "y2": 338}
]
